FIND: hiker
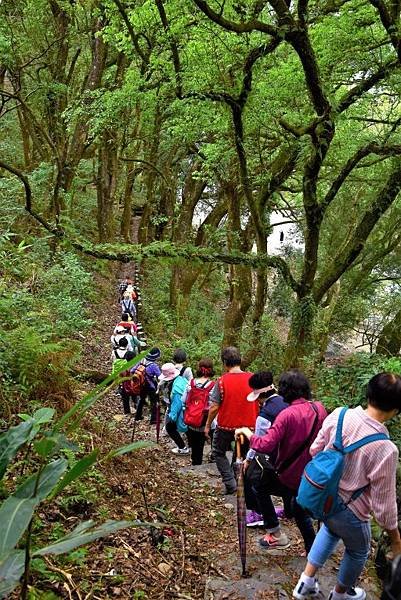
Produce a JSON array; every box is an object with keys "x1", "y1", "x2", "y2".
[
  {"x1": 114, "y1": 313, "x2": 138, "y2": 336},
  {"x1": 173, "y1": 349, "x2": 193, "y2": 381},
  {"x1": 243, "y1": 371, "x2": 289, "y2": 528},
  {"x1": 205, "y1": 346, "x2": 257, "y2": 495},
  {"x1": 120, "y1": 291, "x2": 136, "y2": 321},
  {"x1": 125, "y1": 283, "x2": 138, "y2": 302},
  {"x1": 111, "y1": 326, "x2": 134, "y2": 352},
  {"x1": 292, "y1": 372, "x2": 401, "y2": 600},
  {"x1": 118, "y1": 276, "x2": 133, "y2": 302},
  {"x1": 182, "y1": 359, "x2": 215, "y2": 465},
  {"x1": 111, "y1": 336, "x2": 129, "y2": 364},
  {"x1": 112, "y1": 325, "x2": 143, "y2": 357},
  {"x1": 117, "y1": 350, "x2": 136, "y2": 415},
  {"x1": 133, "y1": 347, "x2": 161, "y2": 423},
  {"x1": 235, "y1": 369, "x2": 327, "y2": 552},
  {"x1": 159, "y1": 363, "x2": 189, "y2": 455}
]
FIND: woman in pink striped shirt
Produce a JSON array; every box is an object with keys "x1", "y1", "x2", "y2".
[{"x1": 293, "y1": 372, "x2": 401, "y2": 600}]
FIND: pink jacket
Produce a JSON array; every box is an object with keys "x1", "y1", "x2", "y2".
[
  {"x1": 310, "y1": 406, "x2": 399, "y2": 529},
  {"x1": 250, "y1": 398, "x2": 327, "y2": 491}
]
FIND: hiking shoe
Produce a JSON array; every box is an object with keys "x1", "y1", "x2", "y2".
[
  {"x1": 246, "y1": 511, "x2": 264, "y2": 528},
  {"x1": 172, "y1": 447, "x2": 189, "y2": 455},
  {"x1": 259, "y1": 531, "x2": 290, "y2": 550},
  {"x1": 292, "y1": 577, "x2": 320, "y2": 599},
  {"x1": 328, "y1": 588, "x2": 366, "y2": 600}
]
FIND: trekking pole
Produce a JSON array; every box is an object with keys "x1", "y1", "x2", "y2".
[
  {"x1": 235, "y1": 433, "x2": 248, "y2": 577},
  {"x1": 131, "y1": 401, "x2": 139, "y2": 442}
]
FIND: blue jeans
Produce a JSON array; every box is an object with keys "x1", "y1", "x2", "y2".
[{"x1": 308, "y1": 506, "x2": 371, "y2": 589}]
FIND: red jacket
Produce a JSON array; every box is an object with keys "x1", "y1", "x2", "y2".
[{"x1": 217, "y1": 372, "x2": 258, "y2": 430}]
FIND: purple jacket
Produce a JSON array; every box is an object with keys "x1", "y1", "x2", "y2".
[{"x1": 250, "y1": 398, "x2": 327, "y2": 491}]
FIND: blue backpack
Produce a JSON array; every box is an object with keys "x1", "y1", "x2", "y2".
[{"x1": 297, "y1": 407, "x2": 388, "y2": 520}]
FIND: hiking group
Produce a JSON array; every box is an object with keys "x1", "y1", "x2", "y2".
[{"x1": 111, "y1": 274, "x2": 401, "y2": 600}]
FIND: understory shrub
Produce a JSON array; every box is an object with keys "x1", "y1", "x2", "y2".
[{"x1": 314, "y1": 352, "x2": 401, "y2": 448}]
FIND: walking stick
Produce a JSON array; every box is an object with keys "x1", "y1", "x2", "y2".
[
  {"x1": 155, "y1": 397, "x2": 161, "y2": 443},
  {"x1": 236, "y1": 434, "x2": 247, "y2": 577},
  {"x1": 131, "y1": 399, "x2": 139, "y2": 442}
]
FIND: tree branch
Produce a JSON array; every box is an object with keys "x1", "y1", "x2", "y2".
[
  {"x1": 337, "y1": 59, "x2": 400, "y2": 113},
  {"x1": 192, "y1": 0, "x2": 278, "y2": 35},
  {"x1": 314, "y1": 160, "x2": 401, "y2": 302}
]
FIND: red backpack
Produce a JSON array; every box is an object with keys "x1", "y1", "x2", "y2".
[
  {"x1": 184, "y1": 379, "x2": 215, "y2": 428},
  {"x1": 123, "y1": 363, "x2": 146, "y2": 395}
]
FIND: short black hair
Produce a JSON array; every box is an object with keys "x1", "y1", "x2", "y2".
[
  {"x1": 173, "y1": 349, "x2": 187, "y2": 363},
  {"x1": 367, "y1": 372, "x2": 401, "y2": 413},
  {"x1": 121, "y1": 313, "x2": 129, "y2": 321},
  {"x1": 118, "y1": 337, "x2": 129, "y2": 348},
  {"x1": 278, "y1": 369, "x2": 311, "y2": 403},
  {"x1": 249, "y1": 371, "x2": 273, "y2": 389},
  {"x1": 221, "y1": 346, "x2": 242, "y2": 367}
]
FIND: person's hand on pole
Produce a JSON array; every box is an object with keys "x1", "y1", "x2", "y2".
[{"x1": 235, "y1": 427, "x2": 253, "y2": 441}]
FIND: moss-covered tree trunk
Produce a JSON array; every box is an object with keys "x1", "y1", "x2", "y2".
[
  {"x1": 376, "y1": 307, "x2": 401, "y2": 356},
  {"x1": 96, "y1": 130, "x2": 118, "y2": 242}
]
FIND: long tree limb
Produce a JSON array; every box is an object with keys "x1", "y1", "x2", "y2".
[
  {"x1": 192, "y1": 0, "x2": 278, "y2": 35},
  {"x1": 321, "y1": 142, "x2": 401, "y2": 211},
  {"x1": 313, "y1": 160, "x2": 401, "y2": 302}
]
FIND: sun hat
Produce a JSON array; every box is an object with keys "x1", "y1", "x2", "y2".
[
  {"x1": 145, "y1": 347, "x2": 161, "y2": 362},
  {"x1": 247, "y1": 384, "x2": 276, "y2": 402},
  {"x1": 115, "y1": 325, "x2": 126, "y2": 334},
  {"x1": 158, "y1": 362, "x2": 180, "y2": 382}
]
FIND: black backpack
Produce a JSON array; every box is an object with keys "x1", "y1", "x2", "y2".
[{"x1": 381, "y1": 555, "x2": 401, "y2": 600}]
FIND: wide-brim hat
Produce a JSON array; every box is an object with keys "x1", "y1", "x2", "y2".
[
  {"x1": 145, "y1": 347, "x2": 161, "y2": 362},
  {"x1": 158, "y1": 362, "x2": 180, "y2": 382},
  {"x1": 247, "y1": 384, "x2": 275, "y2": 402}
]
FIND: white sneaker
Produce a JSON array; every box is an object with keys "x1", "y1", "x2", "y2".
[
  {"x1": 328, "y1": 588, "x2": 366, "y2": 600},
  {"x1": 292, "y1": 577, "x2": 320, "y2": 599},
  {"x1": 161, "y1": 426, "x2": 168, "y2": 437},
  {"x1": 171, "y1": 447, "x2": 189, "y2": 455}
]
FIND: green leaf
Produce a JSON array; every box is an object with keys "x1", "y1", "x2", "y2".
[
  {"x1": 0, "y1": 550, "x2": 25, "y2": 599},
  {"x1": 32, "y1": 408, "x2": 55, "y2": 424},
  {"x1": 0, "y1": 460, "x2": 67, "y2": 555},
  {"x1": 15, "y1": 459, "x2": 67, "y2": 501},
  {"x1": 33, "y1": 520, "x2": 143, "y2": 556},
  {"x1": 105, "y1": 441, "x2": 153, "y2": 460},
  {"x1": 34, "y1": 432, "x2": 77, "y2": 457},
  {"x1": 0, "y1": 497, "x2": 37, "y2": 556},
  {"x1": 50, "y1": 450, "x2": 99, "y2": 498},
  {"x1": 0, "y1": 420, "x2": 34, "y2": 481}
]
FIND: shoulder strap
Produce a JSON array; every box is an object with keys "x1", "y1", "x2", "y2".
[
  {"x1": 205, "y1": 379, "x2": 215, "y2": 392},
  {"x1": 277, "y1": 403, "x2": 320, "y2": 475},
  {"x1": 179, "y1": 366, "x2": 186, "y2": 376},
  {"x1": 343, "y1": 432, "x2": 388, "y2": 454},
  {"x1": 333, "y1": 407, "x2": 348, "y2": 452},
  {"x1": 190, "y1": 379, "x2": 196, "y2": 390}
]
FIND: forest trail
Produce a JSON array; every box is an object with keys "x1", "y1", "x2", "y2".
[{"x1": 78, "y1": 219, "x2": 381, "y2": 600}]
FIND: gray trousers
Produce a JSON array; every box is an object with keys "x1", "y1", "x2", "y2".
[{"x1": 212, "y1": 427, "x2": 237, "y2": 492}]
